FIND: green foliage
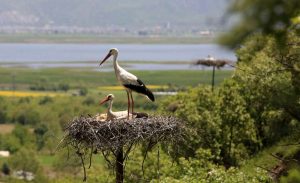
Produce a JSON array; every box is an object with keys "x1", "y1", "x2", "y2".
[
  {"x1": 39, "y1": 96, "x2": 53, "y2": 105},
  {"x1": 34, "y1": 124, "x2": 48, "y2": 150},
  {"x1": 13, "y1": 108, "x2": 41, "y2": 126},
  {"x1": 159, "y1": 82, "x2": 259, "y2": 166},
  {"x1": 9, "y1": 148, "x2": 40, "y2": 174},
  {"x1": 53, "y1": 149, "x2": 82, "y2": 174},
  {"x1": 79, "y1": 87, "x2": 88, "y2": 96},
  {"x1": 58, "y1": 83, "x2": 70, "y2": 92},
  {"x1": 0, "y1": 97, "x2": 7, "y2": 124},
  {"x1": 125, "y1": 147, "x2": 270, "y2": 183},
  {"x1": 218, "y1": 80, "x2": 258, "y2": 166},
  {"x1": 11, "y1": 125, "x2": 34, "y2": 146},
  {"x1": 159, "y1": 86, "x2": 221, "y2": 159},
  {"x1": 0, "y1": 134, "x2": 21, "y2": 153},
  {"x1": 220, "y1": 0, "x2": 300, "y2": 48},
  {"x1": 82, "y1": 96, "x2": 96, "y2": 106},
  {"x1": 280, "y1": 169, "x2": 300, "y2": 183},
  {"x1": 158, "y1": 30, "x2": 299, "y2": 181},
  {"x1": 232, "y1": 33, "x2": 300, "y2": 142}
]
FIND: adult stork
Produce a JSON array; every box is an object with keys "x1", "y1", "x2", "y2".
[{"x1": 99, "y1": 48, "x2": 155, "y2": 119}]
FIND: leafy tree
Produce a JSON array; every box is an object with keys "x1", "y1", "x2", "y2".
[
  {"x1": 233, "y1": 33, "x2": 300, "y2": 125},
  {"x1": 14, "y1": 108, "x2": 41, "y2": 125},
  {"x1": 9, "y1": 148, "x2": 40, "y2": 174},
  {"x1": 34, "y1": 124, "x2": 49, "y2": 150},
  {"x1": 220, "y1": 0, "x2": 300, "y2": 48},
  {"x1": 0, "y1": 134, "x2": 21, "y2": 153},
  {"x1": 218, "y1": 80, "x2": 258, "y2": 166},
  {"x1": 159, "y1": 86, "x2": 222, "y2": 160},
  {"x1": 11, "y1": 124, "x2": 34, "y2": 146}
]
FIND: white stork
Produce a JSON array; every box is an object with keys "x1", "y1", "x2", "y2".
[
  {"x1": 99, "y1": 48, "x2": 155, "y2": 119},
  {"x1": 99, "y1": 94, "x2": 128, "y2": 120},
  {"x1": 99, "y1": 94, "x2": 149, "y2": 120}
]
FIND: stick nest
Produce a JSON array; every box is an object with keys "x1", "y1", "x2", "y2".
[{"x1": 61, "y1": 115, "x2": 184, "y2": 151}]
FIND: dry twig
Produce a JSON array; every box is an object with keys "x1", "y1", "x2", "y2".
[{"x1": 58, "y1": 115, "x2": 184, "y2": 181}]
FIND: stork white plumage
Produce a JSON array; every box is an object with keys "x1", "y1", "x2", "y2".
[
  {"x1": 99, "y1": 48, "x2": 155, "y2": 119},
  {"x1": 99, "y1": 94, "x2": 128, "y2": 120}
]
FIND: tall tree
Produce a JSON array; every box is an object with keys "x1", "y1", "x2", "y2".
[{"x1": 220, "y1": 0, "x2": 300, "y2": 48}]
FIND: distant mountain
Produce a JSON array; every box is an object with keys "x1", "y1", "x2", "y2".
[{"x1": 0, "y1": 0, "x2": 231, "y2": 31}]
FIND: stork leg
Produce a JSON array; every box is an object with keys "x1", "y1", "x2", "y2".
[
  {"x1": 126, "y1": 91, "x2": 130, "y2": 120},
  {"x1": 130, "y1": 91, "x2": 134, "y2": 115}
]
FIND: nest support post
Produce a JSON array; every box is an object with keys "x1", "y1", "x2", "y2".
[
  {"x1": 59, "y1": 115, "x2": 184, "y2": 183},
  {"x1": 116, "y1": 146, "x2": 124, "y2": 183}
]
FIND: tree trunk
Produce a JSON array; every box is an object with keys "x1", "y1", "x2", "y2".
[{"x1": 116, "y1": 147, "x2": 124, "y2": 183}]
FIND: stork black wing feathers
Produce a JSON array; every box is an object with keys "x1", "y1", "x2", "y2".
[{"x1": 123, "y1": 79, "x2": 155, "y2": 102}]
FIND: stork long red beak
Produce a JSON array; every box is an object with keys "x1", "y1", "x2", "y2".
[
  {"x1": 99, "y1": 52, "x2": 112, "y2": 66},
  {"x1": 99, "y1": 96, "x2": 110, "y2": 105}
]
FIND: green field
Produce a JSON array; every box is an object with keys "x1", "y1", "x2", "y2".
[
  {"x1": 0, "y1": 67, "x2": 233, "y2": 89},
  {"x1": 0, "y1": 34, "x2": 216, "y2": 44}
]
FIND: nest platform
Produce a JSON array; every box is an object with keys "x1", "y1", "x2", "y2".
[
  {"x1": 59, "y1": 115, "x2": 184, "y2": 182},
  {"x1": 62, "y1": 115, "x2": 183, "y2": 151}
]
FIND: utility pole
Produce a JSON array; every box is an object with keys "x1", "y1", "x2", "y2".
[{"x1": 211, "y1": 65, "x2": 215, "y2": 92}]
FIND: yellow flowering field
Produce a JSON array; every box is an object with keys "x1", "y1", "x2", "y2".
[{"x1": 0, "y1": 90, "x2": 63, "y2": 97}]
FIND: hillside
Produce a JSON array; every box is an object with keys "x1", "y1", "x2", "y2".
[{"x1": 0, "y1": 0, "x2": 230, "y2": 30}]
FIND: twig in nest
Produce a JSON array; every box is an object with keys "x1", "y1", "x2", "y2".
[{"x1": 59, "y1": 115, "x2": 184, "y2": 181}]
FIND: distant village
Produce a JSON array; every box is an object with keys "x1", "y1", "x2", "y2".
[
  {"x1": 0, "y1": 10, "x2": 216, "y2": 36},
  {"x1": 0, "y1": 24, "x2": 215, "y2": 37}
]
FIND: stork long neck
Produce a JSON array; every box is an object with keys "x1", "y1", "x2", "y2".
[
  {"x1": 113, "y1": 53, "x2": 121, "y2": 73},
  {"x1": 108, "y1": 99, "x2": 113, "y2": 113}
]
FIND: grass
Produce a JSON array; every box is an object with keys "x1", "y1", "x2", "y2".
[
  {"x1": 38, "y1": 154, "x2": 57, "y2": 167},
  {"x1": 0, "y1": 67, "x2": 233, "y2": 90},
  {"x1": 0, "y1": 33, "x2": 216, "y2": 44}
]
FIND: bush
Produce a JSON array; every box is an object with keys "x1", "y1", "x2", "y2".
[
  {"x1": 82, "y1": 96, "x2": 95, "y2": 105},
  {"x1": 79, "y1": 87, "x2": 88, "y2": 96},
  {"x1": 280, "y1": 169, "x2": 300, "y2": 183},
  {"x1": 9, "y1": 148, "x2": 40, "y2": 174},
  {"x1": 58, "y1": 83, "x2": 70, "y2": 92},
  {"x1": 15, "y1": 108, "x2": 41, "y2": 125},
  {"x1": 1, "y1": 163, "x2": 10, "y2": 175},
  {"x1": 39, "y1": 96, "x2": 53, "y2": 105},
  {"x1": 0, "y1": 134, "x2": 21, "y2": 153},
  {"x1": 34, "y1": 124, "x2": 49, "y2": 150},
  {"x1": 53, "y1": 149, "x2": 82, "y2": 174}
]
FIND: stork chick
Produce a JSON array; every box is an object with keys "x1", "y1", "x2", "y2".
[{"x1": 99, "y1": 94, "x2": 128, "y2": 120}]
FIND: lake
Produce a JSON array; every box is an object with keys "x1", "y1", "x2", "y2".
[{"x1": 0, "y1": 43, "x2": 235, "y2": 70}]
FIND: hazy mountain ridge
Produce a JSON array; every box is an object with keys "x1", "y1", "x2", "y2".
[{"x1": 0, "y1": 0, "x2": 230, "y2": 30}]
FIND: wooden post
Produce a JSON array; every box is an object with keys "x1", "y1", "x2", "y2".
[
  {"x1": 116, "y1": 147, "x2": 124, "y2": 183},
  {"x1": 211, "y1": 65, "x2": 216, "y2": 92}
]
